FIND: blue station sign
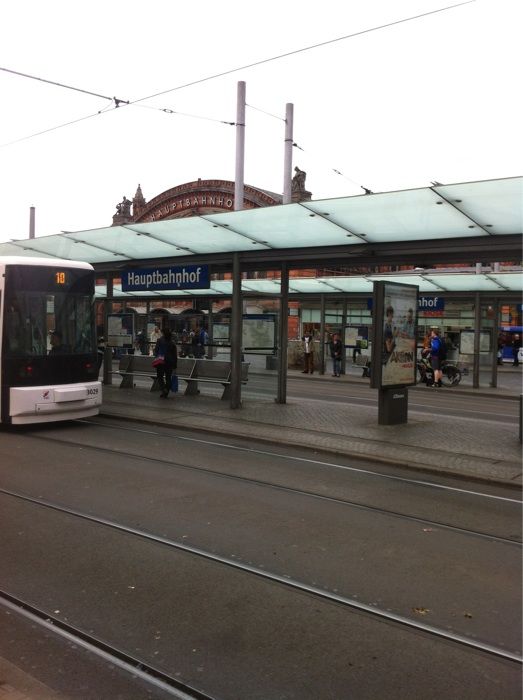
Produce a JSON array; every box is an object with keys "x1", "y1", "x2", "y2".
[
  {"x1": 121, "y1": 264, "x2": 210, "y2": 292},
  {"x1": 418, "y1": 296, "x2": 445, "y2": 312},
  {"x1": 367, "y1": 296, "x2": 445, "y2": 312}
]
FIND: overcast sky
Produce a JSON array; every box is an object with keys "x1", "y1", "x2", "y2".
[{"x1": 1, "y1": 0, "x2": 520, "y2": 244}]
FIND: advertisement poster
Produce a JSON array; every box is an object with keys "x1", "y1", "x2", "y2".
[{"x1": 372, "y1": 282, "x2": 418, "y2": 388}]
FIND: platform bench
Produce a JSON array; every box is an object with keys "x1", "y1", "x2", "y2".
[
  {"x1": 354, "y1": 354, "x2": 371, "y2": 378},
  {"x1": 118, "y1": 355, "x2": 249, "y2": 399}
]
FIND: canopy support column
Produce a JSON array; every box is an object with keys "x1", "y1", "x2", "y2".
[
  {"x1": 277, "y1": 262, "x2": 289, "y2": 403},
  {"x1": 490, "y1": 298, "x2": 500, "y2": 388},
  {"x1": 319, "y1": 294, "x2": 326, "y2": 374},
  {"x1": 230, "y1": 253, "x2": 243, "y2": 408},
  {"x1": 473, "y1": 292, "x2": 481, "y2": 388}
]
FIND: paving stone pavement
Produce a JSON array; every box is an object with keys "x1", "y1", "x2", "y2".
[{"x1": 100, "y1": 369, "x2": 522, "y2": 488}]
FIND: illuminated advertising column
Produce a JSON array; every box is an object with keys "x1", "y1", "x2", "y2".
[{"x1": 371, "y1": 281, "x2": 418, "y2": 424}]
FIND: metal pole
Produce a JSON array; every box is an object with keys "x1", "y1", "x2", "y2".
[
  {"x1": 103, "y1": 273, "x2": 113, "y2": 385},
  {"x1": 283, "y1": 103, "x2": 294, "y2": 204},
  {"x1": 341, "y1": 298, "x2": 348, "y2": 375},
  {"x1": 234, "y1": 81, "x2": 246, "y2": 212},
  {"x1": 490, "y1": 298, "x2": 500, "y2": 388},
  {"x1": 277, "y1": 262, "x2": 289, "y2": 403},
  {"x1": 319, "y1": 295, "x2": 326, "y2": 375},
  {"x1": 29, "y1": 206, "x2": 35, "y2": 239},
  {"x1": 230, "y1": 253, "x2": 243, "y2": 408},
  {"x1": 207, "y1": 297, "x2": 214, "y2": 359},
  {"x1": 473, "y1": 292, "x2": 481, "y2": 388}
]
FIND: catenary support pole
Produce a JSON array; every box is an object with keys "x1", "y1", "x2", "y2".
[
  {"x1": 29, "y1": 206, "x2": 35, "y2": 239},
  {"x1": 234, "y1": 81, "x2": 246, "y2": 212},
  {"x1": 277, "y1": 262, "x2": 289, "y2": 403},
  {"x1": 283, "y1": 103, "x2": 294, "y2": 204},
  {"x1": 230, "y1": 253, "x2": 243, "y2": 408}
]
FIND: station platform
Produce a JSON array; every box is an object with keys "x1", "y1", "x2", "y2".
[{"x1": 100, "y1": 367, "x2": 522, "y2": 489}]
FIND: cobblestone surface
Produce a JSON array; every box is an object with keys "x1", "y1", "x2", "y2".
[{"x1": 100, "y1": 371, "x2": 522, "y2": 486}]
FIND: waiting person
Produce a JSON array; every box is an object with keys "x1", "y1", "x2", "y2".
[
  {"x1": 149, "y1": 325, "x2": 162, "y2": 354},
  {"x1": 135, "y1": 330, "x2": 148, "y2": 355},
  {"x1": 49, "y1": 330, "x2": 67, "y2": 355},
  {"x1": 301, "y1": 332, "x2": 314, "y2": 374},
  {"x1": 497, "y1": 335, "x2": 504, "y2": 365},
  {"x1": 97, "y1": 336, "x2": 105, "y2": 371},
  {"x1": 329, "y1": 332, "x2": 343, "y2": 377},
  {"x1": 180, "y1": 328, "x2": 191, "y2": 357},
  {"x1": 153, "y1": 328, "x2": 178, "y2": 398},
  {"x1": 512, "y1": 335, "x2": 521, "y2": 367},
  {"x1": 429, "y1": 328, "x2": 444, "y2": 387},
  {"x1": 192, "y1": 326, "x2": 206, "y2": 359}
]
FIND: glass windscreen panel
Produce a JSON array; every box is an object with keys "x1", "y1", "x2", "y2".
[{"x1": 4, "y1": 266, "x2": 96, "y2": 358}]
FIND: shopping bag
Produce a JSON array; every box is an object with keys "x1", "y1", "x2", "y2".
[{"x1": 170, "y1": 374, "x2": 179, "y2": 393}]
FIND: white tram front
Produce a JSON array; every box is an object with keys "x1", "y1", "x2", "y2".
[{"x1": 0, "y1": 256, "x2": 102, "y2": 424}]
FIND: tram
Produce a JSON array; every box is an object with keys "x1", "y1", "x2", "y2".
[{"x1": 0, "y1": 256, "x2": 102, "y2": 424}]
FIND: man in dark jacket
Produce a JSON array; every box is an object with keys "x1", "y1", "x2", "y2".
[
  {"x1": 329, "y1": 333, "x2": 343, "y2": 377},
  {"x1": 154, "y1": 328, "x2": 178, "y2": 398}
]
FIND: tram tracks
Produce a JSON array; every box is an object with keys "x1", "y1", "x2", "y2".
[
  {"x1": 22, "y1": 426, "x2": 523, "y2": 545},
  {"x1": 1, "y1": 485, "x2": 521, "y2": 664}
]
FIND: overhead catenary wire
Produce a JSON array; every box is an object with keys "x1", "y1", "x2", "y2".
[
  {"x1": 130, "y1": 0, "x2": 475, "y2": 105},
  {"x1": 291, "y1": 140, "x2": 372, "y2": 193},
  {"x1": 0, "y1": 0, "x2": 475, "y2": 149},
  {"x1": 0, "y1": 66, "x2": 128, "y2": 106},
  {"x1": 133, "y1": 102, "x2": 236, "y2": 126}
]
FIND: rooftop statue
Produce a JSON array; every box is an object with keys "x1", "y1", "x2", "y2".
[
  {"x1": 115, "y1": 196, "x2": 132, "y2": 217},
  {"x1": 292, "y1": 166, "x2": 307, "y2": 192}
]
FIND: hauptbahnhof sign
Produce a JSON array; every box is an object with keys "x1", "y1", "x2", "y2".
[{"x1": 121, "y1": 265, "x2": 210, "y2": 292}]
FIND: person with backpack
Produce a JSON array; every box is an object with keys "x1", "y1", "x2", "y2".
[{"x1": 429, "y1": 328, "x2": 445, "y2": 387}]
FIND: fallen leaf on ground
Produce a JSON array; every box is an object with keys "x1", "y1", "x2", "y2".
[{"x1": 413, "y1": 607, "x2": 430, "y2": 615}]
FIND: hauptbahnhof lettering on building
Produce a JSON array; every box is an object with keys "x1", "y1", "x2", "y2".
[{"x1": 112, "y1": 179, "x2": 289, "y2": 227}]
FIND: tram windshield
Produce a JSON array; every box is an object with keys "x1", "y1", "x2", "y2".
[{"x1": 3, "y1": 266, "x2": 96, "y2": 358}]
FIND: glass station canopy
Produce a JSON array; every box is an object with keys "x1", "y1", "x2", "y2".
[{"x1": 2, "y1": 176, "x2": 521, "y2": 296}]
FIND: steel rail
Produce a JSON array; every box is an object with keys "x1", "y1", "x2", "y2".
[
  {"x1": 0, "y1": 590, "x2": 215, "y2": 700},
  {"x1": 1, "y1": 487, "x2": 521, "y2": 664}
]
